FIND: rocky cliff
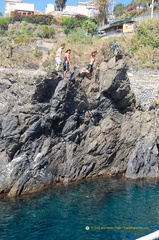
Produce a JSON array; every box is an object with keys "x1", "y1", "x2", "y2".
[{"x1": 0, "y1": 55, "x2": 159, "y2": 197}]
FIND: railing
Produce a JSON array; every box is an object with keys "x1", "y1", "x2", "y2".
[{"x1": 132, "y1": 13, "x2": 159, "y2": 21}]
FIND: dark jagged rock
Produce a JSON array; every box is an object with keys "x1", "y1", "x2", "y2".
[{"x1": 0, "y1": 56, "x2": 158, "y2": 197}]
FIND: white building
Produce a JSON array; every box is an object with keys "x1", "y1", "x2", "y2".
[
  {"x1": 5, "y1": 0, "x2": 96, "y2": 18},
  {"x1": 5, "y1": 0, "x2": 22, "y2": 17},
  {"x1": 5, "y1": 0, "x2": 34, "y2": 17},
  {"x1": 46, "y1": 1, "x2": 97, "y2": 17},
  {"x1": 45, "y1": 4, "x2": 55, "y2": 14}
]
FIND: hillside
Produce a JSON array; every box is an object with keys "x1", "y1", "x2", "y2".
[
  {"x1": 0, "y1": 17, "x2": 159, "y2": 72},
  {"x1": 114, "y1": 0, "x2": 159, "y2": 19}
]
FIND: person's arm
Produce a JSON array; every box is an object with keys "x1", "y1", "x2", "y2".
[{"x1": 97, "y1": 46, "x2": 102, "y2": 54}]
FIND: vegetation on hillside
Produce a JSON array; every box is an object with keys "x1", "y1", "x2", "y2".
[
  {"x1": 0, "y1": 13, "x2": 98, "y2": 38},
  {"x1": 62, "y1": 14, "x2": 98, "y2": 34},
  {"x1": 0, "y1": 21, "x2": 55, "y2": 38},
  {"x1": 114, "y1": 3, "x2": 126, "y2": 18},
  {"x1": 0, "y1": 7, "x2": 159, "y2": 71},
  {"x1": 0, "y1": 18, "x2": 8, "y2": 36},
  {"x1": 114, "y1": 0, "x2": 159, "y2": 19},
  {"x1": 9, "y1": 11, "x2": 57, "y2": 25}
]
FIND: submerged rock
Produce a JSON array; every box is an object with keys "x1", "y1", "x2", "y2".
[{"x1": 0, "y1": 57, "x2": 158, "y2": 197}]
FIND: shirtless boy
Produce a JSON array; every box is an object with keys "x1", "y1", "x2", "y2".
[
  {"x1": 55, "y1": 44, "x2": 65, "y2": 71},
  {"x1": 63, "y1": 49, "x2": 71, "y2": 80},
  {"x1": 81, "y1": 47, "x2": 101, "y2": 74}
]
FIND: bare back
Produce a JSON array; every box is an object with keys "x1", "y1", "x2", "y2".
[
  {"x1": 64, "y1": 52, "x2": 70, "y2": 62},
  {"x1": 56, "y1": 47, "x2": 62, "y2": 57}
]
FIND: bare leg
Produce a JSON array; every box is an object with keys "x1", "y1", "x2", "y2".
[
  {"x1": 63, "y1": 71, "x2": 67, "y2": 79},
  {"x1": 80, "y1": 68, "x2": 90, "y2": 74},
  {"x1": 56, "y1": 64, "x2": 60, "y2": 71}
]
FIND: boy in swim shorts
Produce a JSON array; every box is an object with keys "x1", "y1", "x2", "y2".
[
  {"x1": 63, "y1": 49, "x2": 71, "y2": 80},
  {"x1": 81, "y1": 47, "x2": 101, "y2": 74},
  {"x1": 55, "y1": 43, "x2": 65, "y2": 71}
]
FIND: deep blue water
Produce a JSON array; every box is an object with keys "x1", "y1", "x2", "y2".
[{"x1": 0, "y1": 178, "x2": 159, "y2": 240}]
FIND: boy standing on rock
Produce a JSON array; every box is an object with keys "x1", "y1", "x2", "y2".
[
  {"x1": 63, "y1": 49, "x2": 71, "y2": 80},
  {"x1": 81, "y1": 47, "x2": 101, "y2": 74},
  {"x1": 55, "y1": 43, "x2": 65, "y2": 71}
]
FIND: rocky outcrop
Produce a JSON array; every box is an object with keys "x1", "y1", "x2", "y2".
[{"x1": 0, "y1": 55, "x2": 158, "y2": 197}]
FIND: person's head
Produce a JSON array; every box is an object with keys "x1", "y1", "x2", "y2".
[
  {"x1": 91, "y1": 51, "x2": 97, "y2": 57},
  {"x1": 66, "y1": 49, "x2": 71, "y2": 53},
  {"x1": 61, "y1": 44, "x2": 65, "y2": 49}
]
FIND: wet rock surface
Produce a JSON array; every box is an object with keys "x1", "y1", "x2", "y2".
[{"x1": 0, "y1": 56, "x2": 158, "y2": 197}]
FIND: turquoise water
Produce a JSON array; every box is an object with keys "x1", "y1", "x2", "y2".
[{"x1": 1, "y1": 178, "x2": 159, "y2": 240}]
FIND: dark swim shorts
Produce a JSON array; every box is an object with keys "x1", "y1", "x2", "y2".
[
  {"x1": 63, "y1": 62, "x2": 69, "y2": 72},
  {"x1": 87, "y1": 64, "x2": 93, "y2": 73}
]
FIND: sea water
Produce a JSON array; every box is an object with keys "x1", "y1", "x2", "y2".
[{"x1": 0, "y1": 178, "x2": 159, "y2": 240}]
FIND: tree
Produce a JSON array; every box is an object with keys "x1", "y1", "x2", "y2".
[
  {"x1": 55, "y1": 0, "x2": 67, "y2": 11},
  {"x1": 62, "y1": 15, "x2": 89, "y2": 34},
  {"x1": 114, "y1": 3, "x2": 126, "y2": 17},
  {"x1": 93, "y1": 0, "x2": 110, "y2": 26},
  {"x1": 0, "y1": 12, "x2": 3, "y2": 17},
  {"x1": 127, "y1": 0, "x2": 152, "y2": 11},
  {"x1": 82, "y1": 18, "x2": 98, "y2": 34}
]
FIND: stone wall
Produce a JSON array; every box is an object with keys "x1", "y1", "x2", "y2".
[{"x1": 128, "y1": 71, "x2": 159, "y2": 109}]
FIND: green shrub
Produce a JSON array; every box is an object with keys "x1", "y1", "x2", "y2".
[
  {"x1": 62, "y1": 15, "x2": 92, "y2": 34},
  {"x1": 114, "y1": 3, "x2": 126, "y2": 17},
  {"x1": 24, "y1": 15, "x2": 56, "y2": 25},
  {"x1": 0, "y1": 18, "x2": 8, "y2": 30},
  {"x1": 14, "y1": 36, "x2": 30, "y2": 45},
  {"x1": 135, "y1": 19, "x2": 159, "y2": 48},
  {"x1": 67, "y1": 28, "x2": 92, "y2": 44},
  {"x1": 63, "y1": 18, "x2": 80, "y2": 34},
  {"x1": 19, "y1": 21, "x2": 35, "y2": 36},
  {"x1": 62, "y1": 17, "x2": 73, "y2": 26},
  {"x1": 0, "y1": 39, "x2": 5, "y2": 46},
  {"x1": 82, "y1": 19, "x2": 98, "y2": 34},
  {"x1": 37, "y1": 25, "x2": 55, "y2": 38},
  {"x1": 114, "y1": 10, "x2": 125, "y2": 16},
  {"x1": 0, "y1": 30, "x2": 7, "y2": 36},
  {"x1": 125, "y1": 9, "x2": 137, "y2": 18},
  {"x1": 9, "y1": 12, "x2": 23, "y2": 22},
  {"x1": 7, "y1": 21, "x2": 55, "y2": 38},
  {"x1": 9, "y1": 11, "x2": 57, "y2": 25}
]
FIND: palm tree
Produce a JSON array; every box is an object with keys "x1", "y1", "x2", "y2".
[
  {"x1": 94, "y1": 0, "x2": 110, "y2": 25},
  {"x1": 55, "y1": 0, "x2": 67, "y2": 11}
]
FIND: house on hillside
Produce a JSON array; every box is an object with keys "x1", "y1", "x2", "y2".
[
  {"x1": 45, "y1": 1, "x2": 97, "y2": 17},
  {"x1": 5, "y1": 0, "x2": 34, "y2": 17},
  {"x1": 5, "y1": 0, "x2": 96, "y2": 18},
  {"x1": 98, "y1": 18, "x2": 136, "y2": 37}
]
